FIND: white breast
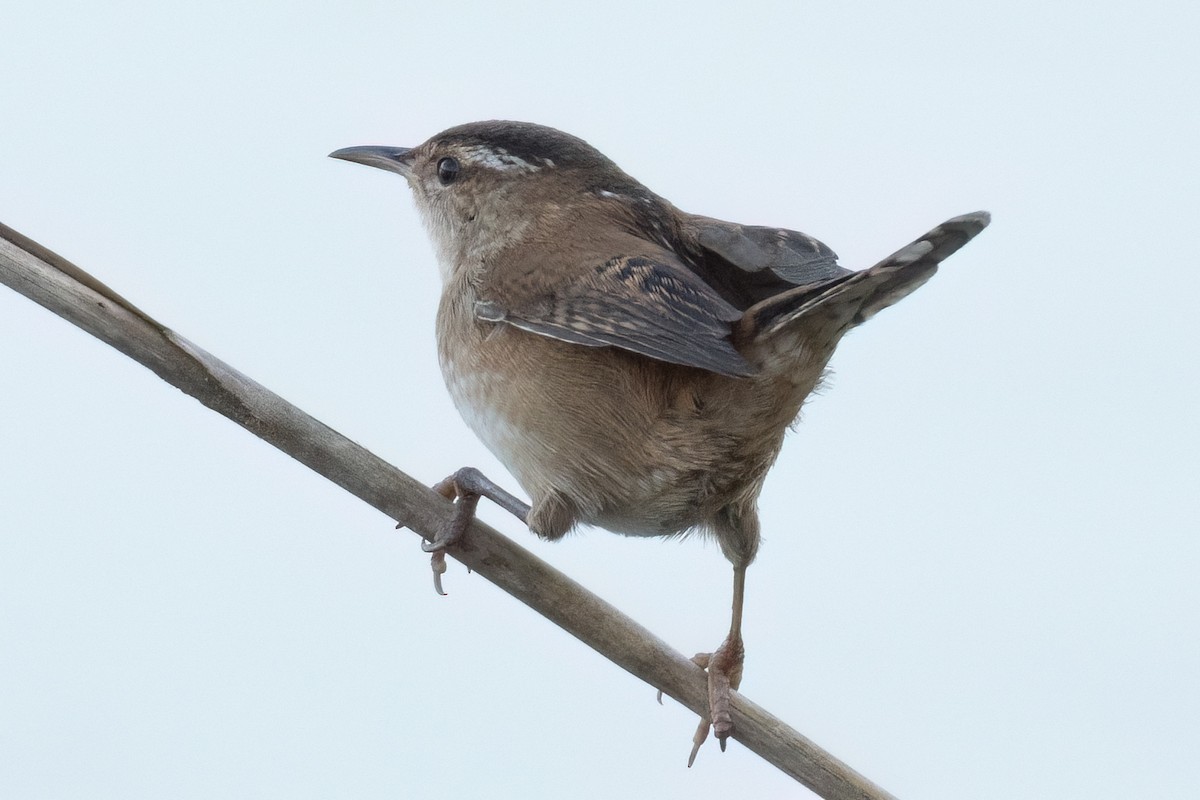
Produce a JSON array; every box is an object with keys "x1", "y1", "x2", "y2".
[{"x1": 440, "y1": 356, "x2": 527, "y2": 476}]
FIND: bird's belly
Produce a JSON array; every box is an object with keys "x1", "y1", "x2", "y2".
[
  {"x1": 440, "y1": 357, "x2": 530, "y2": 478},
  {"x1": 439, "y1": 354, "x2": 717, "y2": 537}
]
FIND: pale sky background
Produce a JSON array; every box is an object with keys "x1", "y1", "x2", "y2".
[{"x1": 2, "y1": 2, "x2": 1198, "y2": 798}]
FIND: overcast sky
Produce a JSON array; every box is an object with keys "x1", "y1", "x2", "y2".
[{"x1": 2, "y1": 2, "x2": 1198, "y2": 798}]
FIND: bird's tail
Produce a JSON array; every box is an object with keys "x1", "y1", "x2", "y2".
[{"x1": 736, "y1": 211, "x2": 991, "y2": 341}]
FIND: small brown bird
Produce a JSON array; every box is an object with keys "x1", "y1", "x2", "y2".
[{"x1": 331, "y1": 121, "x2": 988, "y2": 762}]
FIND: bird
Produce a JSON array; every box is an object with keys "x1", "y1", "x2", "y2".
[{"x1": 330, "y1": 120, "x2": 989, "y2": 763}]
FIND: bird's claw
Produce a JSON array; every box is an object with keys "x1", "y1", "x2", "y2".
[
  {"x1": 430, "y1": 549, "x2": 448, "y2": 596},
  {"x1": 421, "y1": 470, "x2": 483, "y2": 594},
  {"x1": 687, "y1": 716, "x2": 711, "y2": 768},
  {"x1": 683, "y1": 639, "x2": 743, "y2": 764},
  {"x1": 421, "y1": 532, "x2": 456, "y2": 553}
]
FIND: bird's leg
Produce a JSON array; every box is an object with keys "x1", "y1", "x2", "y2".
[
  {"x1": 687, "y1": 562, "x2": 747, "y2": 766},
  {"x1": 423, "y1": 467, "x2": 530, "y2": 595},
  {"x1": 709, "y1": 563, "x2": 747, "y2": 745}
]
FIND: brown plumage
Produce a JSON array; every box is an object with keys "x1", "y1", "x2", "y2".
[{"x1": 331, "y1": 121, "x2": 989, "y2": 762}]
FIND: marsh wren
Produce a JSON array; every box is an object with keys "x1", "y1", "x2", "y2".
[{"x1": 332, "y1": 121, "x2": 989, "y2": 762}]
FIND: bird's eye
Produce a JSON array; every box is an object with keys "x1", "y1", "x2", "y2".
[{"x1": 437, "y1": 157, "x2": 460, "y2": 185}]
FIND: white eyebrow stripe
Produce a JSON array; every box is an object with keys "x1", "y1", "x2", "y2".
[{"x1": 462, "y1": 145, "x2": 541, "y2": 172}]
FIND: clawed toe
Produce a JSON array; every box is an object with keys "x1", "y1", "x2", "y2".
[
  {"x1": 687, "y1": 715, "x2": 710, "y2": 767},
  {"x1": 430, "y1": 549, "x2": 449, "y2": 596},
  {"x1": 417, "y1": 467, "x2": 532, "y2": 595},
  {"x1": 682, "y1": 637, "x2": 744, "y2": 765},
  {"x1": 707, "y1": 636, "x2": 744, "y2": 748},
  {"x1": 420, "y1": 472, "x2": 480, "y2": 593},
  {"x1": 421, "y1": 516, "x2": 471, "y2": 553}
]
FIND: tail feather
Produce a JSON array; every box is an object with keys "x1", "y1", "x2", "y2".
[{"x1": 737, "y1": 211, "x2": 990, "y2": 341}]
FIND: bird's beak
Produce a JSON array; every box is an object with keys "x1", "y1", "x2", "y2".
[{"x1": 329, "y1": 145, "x2": 414, "y2": 177}]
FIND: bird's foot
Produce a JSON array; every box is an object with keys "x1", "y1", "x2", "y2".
[
  {"x1": 421, "y1": 472, "x2": 478, "y2": 596},
  {"x1": 686, "y1": 635, "x2": 745, "y2": 767},
  {"x1": 419, "y1": 467, "x2": 531, "y2": 596}
]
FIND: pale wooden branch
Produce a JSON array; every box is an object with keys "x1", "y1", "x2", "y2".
[{"x1": 0, "y1": 222, "x2": 898, "y2": 800}]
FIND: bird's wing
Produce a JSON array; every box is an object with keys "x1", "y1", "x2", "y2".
[
  {"x1": 478, "y1": 252, "x2": 753, "y2": 378},
  {"x1": 683, "y1": 214, "x2": 853, "y2": 301}
]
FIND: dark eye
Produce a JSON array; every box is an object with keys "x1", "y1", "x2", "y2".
[{"x1": 437, "y1": 157, "x2": 460, "y2": 185}]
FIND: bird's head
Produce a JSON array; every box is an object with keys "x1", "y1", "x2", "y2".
[{"x1": 331, "y1": 120, "x2": 652, "y2": 282}]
